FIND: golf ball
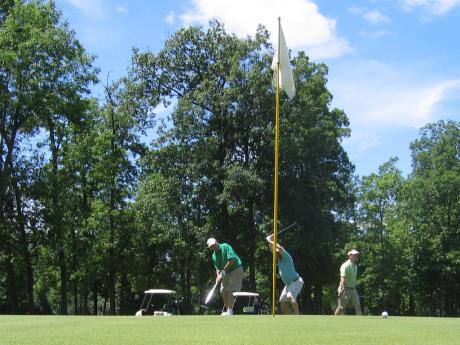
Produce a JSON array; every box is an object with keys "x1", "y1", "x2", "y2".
[{"x1": 381, "y1": 311, "x2": 388, "y2": 318}]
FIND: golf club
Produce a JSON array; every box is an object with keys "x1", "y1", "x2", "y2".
[
  {"x1": 266, "y1": 222, "x2": 298, "y2": 240},
  {"x1": 277, "y1": 222, "x2": 298, "y2": 236},
  {"x1": 204, "y1": 281, "x2": 220, "y2": 305}
]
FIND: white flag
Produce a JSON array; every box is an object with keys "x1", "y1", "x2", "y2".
[{"x1": 271, "y1": 22, "x2": 295, "y2": 100}]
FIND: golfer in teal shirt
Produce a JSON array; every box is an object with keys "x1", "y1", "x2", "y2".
[{"x1": 266, "y1": 234, "x2": 304, "y2": 314}]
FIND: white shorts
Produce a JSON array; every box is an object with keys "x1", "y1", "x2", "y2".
[{"x1": 279, "y1": 277, "x2": 304, "y2": 302}]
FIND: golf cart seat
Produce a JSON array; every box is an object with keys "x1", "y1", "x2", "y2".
[
  {"x1": 232, "y1": 292, "x2": 260, "y2": 314},
  {"x1": 135, "y1": 289, "x2": 177, "y2": 316}
]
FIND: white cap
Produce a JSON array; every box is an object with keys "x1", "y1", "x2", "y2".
[
  {"x1": 207, "y1": 238, "x2": 217, "y2": 248},
  {"x1": 348, "y1": 249, "x2": 359, "y2": 256}
]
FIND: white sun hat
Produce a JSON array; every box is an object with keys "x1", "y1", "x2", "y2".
[{"x1": 207, "y1": 238, "x2": 217, "y2": 248}]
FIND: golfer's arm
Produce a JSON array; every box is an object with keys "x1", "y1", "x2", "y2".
[
  {"x1": 339, "y1": 276, "x2": 346, "y2": 289},
  {"x1": 266, "y1": 240, "x2": 285, "y2": 258},
  {"x1": 223, "y1": 258, "x2": 235, "y2": 272},
  {"x1": 265, "y1": 235, "x2": 284, "y2": 251}
]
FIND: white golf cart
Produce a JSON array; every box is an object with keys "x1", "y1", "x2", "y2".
[
  {"x1": 232, "y1": 292, "x2": 262, "y2": 314},
  {"x1": 135, "y1": 289, "x2": 179, "y2": 316}
]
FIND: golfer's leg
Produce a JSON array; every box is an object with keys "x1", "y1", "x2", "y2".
[
  {"x1": 290, "y1": 297, "x2": 299, "y2": 315},
  {"x1": 335, "y1": 296, "x2": 344, "y2": 315},
  {"x1": 279, "y1": 285, "x2": 289, "y2": 314},
  {"x1": 226, "y1": 292, "x2": 234, "y2": 310},
  {"x1": 280, "y1": 301, "x2": 290, "y2": 314},
  {"x1": 221, "y1": 291, "x2": 228, "y2": 309},
  {"x1": 351, "y1": 289, "x2": 362, "y2": 315},
  {"x1": 287, "y1": 278, "x2": 303, "y2": 315},
  {"x1": 222, "y1": 291, "x2": 233, "y2": 309}
]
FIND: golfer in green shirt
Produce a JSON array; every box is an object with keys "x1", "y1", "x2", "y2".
[
  {"x1": 335, "y1": 249, "x2": 362, "y2": 315},
  {"x1": 207, "y1": 238, "x2": 244, "y2": 316}
]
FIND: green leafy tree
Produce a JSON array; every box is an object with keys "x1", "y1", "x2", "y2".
[
  {"x1": 356, "y1": 158, "x2": 406, "y2": 315},
  {"x1": 0, "y1": 0, "x2": 96, "y2": 314},
  {"x1": 85, "y1": 71, "x2": 154, "y2": 314},
  {"x1": 131, "y1": 21, "x2": 275, "y2": 295},
  {"x1": 131, "y1": 21, "x2": 354, "y2": 314},
  {"x1": 403, "y1": 120, "x2": 460, "y2": 316}
]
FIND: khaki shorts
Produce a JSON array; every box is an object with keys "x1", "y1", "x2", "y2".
[
  {"x1": 337, "y1": 287, "x2": 361, "y2": 314},
  {"x1": 220, "y1": 266, "x2": 244, "y2": 293}
]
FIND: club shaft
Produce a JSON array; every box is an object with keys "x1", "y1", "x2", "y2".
[{"x1": 277, "y1": 222, "x2": 297, "y2": 235}]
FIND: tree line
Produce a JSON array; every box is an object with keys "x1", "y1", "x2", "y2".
[{"x1": 1, "y1": 0, "x2": 458, "y2": 316}]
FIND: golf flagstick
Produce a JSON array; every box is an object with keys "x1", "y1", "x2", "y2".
[{"x1": 204, "y1": 281, "x2": 219, "y2": 305}]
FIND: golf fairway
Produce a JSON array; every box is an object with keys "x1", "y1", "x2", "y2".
[{"x1": 0, "y1": 315, "x2": 458, "y2": 345}]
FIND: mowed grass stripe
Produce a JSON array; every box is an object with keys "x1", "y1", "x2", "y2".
[{"x1": 0, "y1": 315, "x2": 458, "y2": 345}]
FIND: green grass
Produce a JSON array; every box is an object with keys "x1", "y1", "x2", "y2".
[{"x1": 0, "y1": 315, "x2": 458, "y2": 345}]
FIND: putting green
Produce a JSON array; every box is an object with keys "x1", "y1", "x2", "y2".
[{"x1": 0, "y1": 315, "x2": 458, "y2": 345}]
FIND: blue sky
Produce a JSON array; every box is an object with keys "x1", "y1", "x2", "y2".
[{"x1": 55, "y1": 0, "x2": 460, "y2": 177}]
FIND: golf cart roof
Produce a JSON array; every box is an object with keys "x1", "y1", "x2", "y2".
[
  {"x1": 144, "y1": 289, "x2": 176, "y2": 295},
  {"x1": 233, "y1": 292, "x2": 259, "y2": 297}
]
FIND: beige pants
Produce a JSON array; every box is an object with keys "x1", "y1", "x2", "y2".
[
  {"x1": 220, "y1": 266, "x2": 244, "y2": 293},
  {"x1": 337, "y1": 287, "x2": 362, "y2": 314}
]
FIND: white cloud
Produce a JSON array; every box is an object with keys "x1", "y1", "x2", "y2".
[
  {"x1": 400, "y1": 0, "x2": 460, "y2": 15},
  {"x1": 359, "y1": 30, "x2": 392, "y2": 38},
  {"x1": 329, "y1": 60, "x2": 460, "y2": 129},
  {"x1": 165, "y1": 11, "x2": 175, "y2": 24},
  {"x1": 180, "y1": 0, "x2": 351, "y2": 59},
  {"x1": 77, "y1": 26, "x2": 122, "y2": 47},
  {"x1": 60, "y1": 0, "x2": 126, "y2": 46},
  {"x1": 332, "y1": 61, "x2": 460, "y2": 164},
  {"x1": 364, "y1": 10, "x2": 390, "y2": 23},
  {"x1": 349, "y1": 6, "x2": 390, "y2": 23},
  {"x1": 65, "y1": 0, "x2": 108, "y2": 19},
  {"x1": 344, "y1": 133, "x2": 384, "y2": 159},
  {"x1": 116, "y1": 6, "x2": 128, "y2": 14}
]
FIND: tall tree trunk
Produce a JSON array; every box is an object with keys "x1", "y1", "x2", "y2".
[
  {"x1": 92, "y1": 280, "x2": 98, "y2": 315},
  {"x1": 82, "y1": 280, "x2": 89, "y2": 314},
  {"x1": 48, "y1": 120, "x2": 68, "y2": 315},
  {"x1": 247, "y1": 200, "x2": 256, "y2": 291},
  {"x1": 71, "y1": 226, "x2": 78, "y2": 314},
  {"x1": 302, "y1": 282, "x2": 313, "y2": 314},
  {"x1": 185, "y1": 264, "x2": 192, "y2": 314},
  {"x1": 108, "y1": 102, "x2": 117, "y2": 315},
  {"x1": 409, "y1": 289, "x2": 415, "y2": 315},
  {"x1": 456, "y1": 289, "x2": 460, "y2": 316},
  {"x1": 80, "y1": 162, "x2": 90, "y2": 315},
  {"x1": 58, "y1": 247, "x2": 68, "y2": 314},
  {"x1": 119, "y1": 274, "x2": 124, "y2": 315},
  {"x1": 4, "y1": 255, "x2": 19, "y2": 313},
  {"x1": 108, "y1": 208, "x2": 116, "y2": 315},
  {"x1": 314, "y1": 283, "x2": 323, "y2": 314},
  {"x1": 0, "y1": 128, "x2": 16, "y2": 217},
  {"x1": 12, "y1": 172, "x2": 34, "y2": 313}
]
